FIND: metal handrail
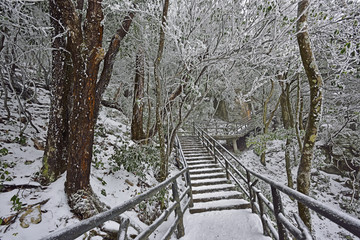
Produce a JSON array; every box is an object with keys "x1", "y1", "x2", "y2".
[
  {"x1": 40, "y1": 165, "x2": 193, "y2": 240},
  {"x1": 194, "y1": 125, "x2": 360, "y2": 240}
]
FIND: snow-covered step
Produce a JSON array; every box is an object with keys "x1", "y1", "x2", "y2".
[
  {"x1": 189, "y1": 167, "x2": 224, "y2": 175},
  {"x1": 190, "y1": 172, "x2": 227, "y2": 180},
  {"x1": 192, "y1": 184, "x2": 236, "y2": 194},
  {"x1": 184, "y1": 153, "x2": 212, "y2": 157},
  {"x1": 191, "y1": 178, "x2": 230, "y2": 187},
  {"x1": 187, "y1": 160, "x2": 215, "y2": 166},
  {"x1": 190, "y1": 199, "x2": 251, "y2": 214},
  {"x1": 189, "y1": 164, "x2": 219, "y2": 170},
  {"x1": 192, "y1": 191, "x2": 243, "y2": 203},
  {"x1": 186, "y1": 156, "x2": 214, "y2": 161},
  {"x1": 181, "y1": 146, "x2": 204, "y2": 149}
]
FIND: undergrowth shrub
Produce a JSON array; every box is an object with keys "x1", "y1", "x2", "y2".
[
  {"x1": 135, "y1": 188, "x2": 169, "y2": 225},
  {"x1": 110, "y1": 144, "x2": 160, "y2": 179}
]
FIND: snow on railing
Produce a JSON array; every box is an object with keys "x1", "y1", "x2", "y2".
[
  {"x1": 40, "y1": 166, "x2": 193, "y2": 240},
  {"x1": 194, "y1": 126, "x2": 360, "y2": 240}
]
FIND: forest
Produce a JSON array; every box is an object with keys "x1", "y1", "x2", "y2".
[{"x1": 0, "y1": 0, "x2": 360, "y2": 239}]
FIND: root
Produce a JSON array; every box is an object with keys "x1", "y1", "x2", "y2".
[{"x1": 68, "y1": 188, "x2": 110, "y2": 220}]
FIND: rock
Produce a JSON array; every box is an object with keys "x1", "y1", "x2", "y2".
[
  {"x1": 349, "y1": 122, "x2": 357, "y2": 131},
  {"x1": 320, "y1": 164, "x2": 342, "y2": 176},
  {"x1": 20, "y1": 205, "x2": 42, "y2": 228}
]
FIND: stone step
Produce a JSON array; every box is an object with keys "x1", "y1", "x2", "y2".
[
  {"x1": 192, "y1": 184, "x2": 236, "y2": 194},
  {"x1": 190, "y1": 172, "x2": 227, "y2": 180},
  {"x1": 187, "y1": 160, "x2": 215, "y2": 166},
  {"x1": 189, "y1": 164, "x2": 219, "y2": 170},
  {"x1": 189, "y1": 199, "x2": 251, "y2": 214},
  {"x1": 190, "y1": 168, "x2": 224, "y2": 175},
  {"x1": 191, "y1": 178, "x2": 230, "y2": 187},
  {"x1": 192, "y1": 191, "x2": 243, "y2": 203}
]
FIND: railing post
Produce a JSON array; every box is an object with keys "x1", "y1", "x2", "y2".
[
  {"x1": 225, "y1": 161, "x2": 230, "y2": 180},
  {"x1": 117, "y1": 217, "x2": 129, "y2": 240},
  {"x1": 256, "y1": 190, "x2": 268, "y2": 237},
  {"x1": 271, "y1": 186, "x2": 287, "y2": 240},
  {"x1": 212, "y1": 139, "x2": 217, "y2": 164},
  {"x1": 201, "y1": 130, "x2": 204, "y2": 144},
  {"x1": 246, "y1": 171, "x2": 256, "y2": 213},
  {"x1": 172, "y1": 179, "x2": 185, "y2": 238},
  {"x1": 185, "y1": 170, "x2": 194, "y2": 207}
]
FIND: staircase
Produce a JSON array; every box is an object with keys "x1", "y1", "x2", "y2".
[{"x1": 178, "y1": 135, "x2": 250, "y2": 214}]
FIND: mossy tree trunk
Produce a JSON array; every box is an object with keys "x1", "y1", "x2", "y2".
[
  {"x1": 41, "y1": 0, "x2": 71, "y2": 184},
  {"x1": 44, "y1": 0, "x2": 134, "y2": 218},
  {"x1": 296, "y1": 0, "x2": 323, "y2": 231}
]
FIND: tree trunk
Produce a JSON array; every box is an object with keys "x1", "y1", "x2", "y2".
[
  {"x1": 94, "y1": 12, "x2": 135, "y2": 121},
  {"x1": 261, "y1": 80, "x2": 280, "y2": 166},
  {"x1": 154, "y1": 0, "x2": 170, "y2": 182},
  {"x1": 296, "y1": 0, "x2": 323, "y2": 231},
  {"x1": 63, "y1": 0, "x2": 104, "y2": 196},
  {"x1": 131, "y1": 48, "x2": 146, "y2": 141},
  {"x1": 214, "y1": 99, "x2": 229, "y2": 121},
  {"x1": 295, "y1": 74, "x2": 303, "y2": 152},
  {"x1": 279, "y1": 82, "x2": 294, "y2": 189},
  {"x1": 41, "y1": 0, "x2": 71, "y2": 184},
  {"x1": 44, "y1": 0, "x2": 133, "y2": 219}
]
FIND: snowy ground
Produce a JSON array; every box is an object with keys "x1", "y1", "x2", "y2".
[
  {"x1": 0, "y1": 88, "x2": 173, "y2": 239},
  {"x1": 237, "y1": 139, "x2": 360, "y2": 240},
  {"x1": 1, "y1": 87, "x2": 359, "y2": 240},
  {"x1": 180, "y1": 209, "x2": 270, "y2": 240}
]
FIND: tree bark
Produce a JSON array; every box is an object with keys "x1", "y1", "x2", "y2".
[
  {"x1": 62, "y1": 0, "x2": 104, "y2": 196},
  {"x1": 41, "y1": 0, "x2": 71, "y2": 184},
  {"x1": 260, "y1": 80, "x2": 280, "y2": 166},
  {"x1": 154, "y1": 0, "x2": 170, "y2": 182},
  {"x1": 94, "y1": 12, "x2": 135, "y2": 121},
  {"x1": 296, "y1": 0, "x2": 323, "y2": 231},
  {"x1": 131, "y1": 48, "x2": 146, "y2": 141},
  {"x1": 279, "y1": 81, "x2": 294, "y2": 189},
  {"x1": 44, "y1": 0, "x2": 134, "y2": 219}
]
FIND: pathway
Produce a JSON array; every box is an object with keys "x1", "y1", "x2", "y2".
[{"x1": 177, "y1": 135, "x2": 270, "y2": 240}]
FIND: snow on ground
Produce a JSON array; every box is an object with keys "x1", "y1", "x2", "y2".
[
  {"x1": 179, "y1": 209, "x2": 271, "y2": 240},
  {"x1": 2, "y1": 86, "x2": 358, "y2": 240},
  {"x1": 237, "y1": 139, "x2": 359, "y2": 240},
  {"x1": 0, "y1": 89, "x2": 170, "y2": 239}
]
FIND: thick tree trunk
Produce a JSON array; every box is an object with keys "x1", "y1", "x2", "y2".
[
  {"x1": 154, "y1": 0, "x2": 170, "y2": 182},
  {"x1": 45, "y1": 0, "x2": 133, "y2": 219},
  {"x1": 64, "y1": 0, "x2": 104, "y2": 196},
  {"x1": 296, "y1": 0, "x2": 323, "y2": 231},
  {"x1": 41, "y1": 0, "x2": 71, "y2": 184},
  {"x1": 131, "y1": 48, "x2": 146, "y2": 141}
]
